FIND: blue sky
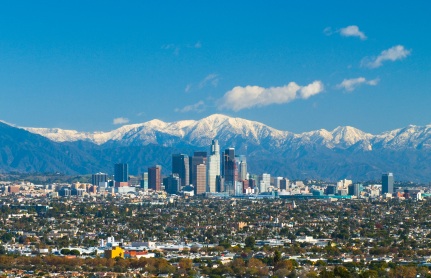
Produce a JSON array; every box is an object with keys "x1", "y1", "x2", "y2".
[{"x1": 0, "y1": 1, "x2": 429, "y2": 133}]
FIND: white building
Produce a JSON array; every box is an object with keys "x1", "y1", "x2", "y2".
[
  {"x1": 260, "y1": 173, "x2": 271, "y2": 193},
  {"x1": 337, "y1": 179, "x2": 352, "y2": 189},
  {"x1": 207, "y1": 140, "x2": 221, "y2": 192}
]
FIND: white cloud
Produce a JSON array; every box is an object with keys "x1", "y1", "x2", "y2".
[
  {"x1": 113, "y1": 117, "x2": 129, "y2": 125},
  {"x1": 162, "y1": 41, "x2": 202, "y2": 55},
  {"x1": 199, "y1": 74, "x2": 219, "y2": 89},
  {"x1": 337, "y1": 77, "x2": 379, "y2": 92},
  {"x1": 324, "y1": 25, "x2": 366, "y2": 40},
  {"x1": 323, "y1": 27, "x2": 333, "y2": 36},
  {"x1": 299, "y1": 81, "x2": 325, "y2": 99},
  {"x1": 339, "y1": 25, "x2": 367, "y2": 40},
  {"x1": 218, "y1": 81, "x2": 324, "y2": 111},
  {"x1": 184, "y1": 84, "x2": 192, "y2": 93},
  {"x1": 363, "y1": 45, "x2": 411, "y2": 68},
  {"x1": 185, "y1": 74, "x2": 219, "y2": 93},
  {"x1": 175, "y1": 101, "x2": 206, "y2": 113}
]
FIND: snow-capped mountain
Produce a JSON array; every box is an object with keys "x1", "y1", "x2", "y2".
[
  {"x1": 22, "y1": 114, "x2": 375, "y2": 148},
  {"x1": 24, "y1": 114, "x2": 287, "y2": 146},
  {"x1": 3, "y1": 114, "x2": 431, "y2": 182}
]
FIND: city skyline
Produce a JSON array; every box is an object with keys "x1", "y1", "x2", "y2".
[{"x1": 0, "y1": 1, "x2": 429, "y2": 134}]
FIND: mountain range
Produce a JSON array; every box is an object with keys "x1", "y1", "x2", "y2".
[{"x1": 1, "y1": 114, "x2": 431, "y2": 182}]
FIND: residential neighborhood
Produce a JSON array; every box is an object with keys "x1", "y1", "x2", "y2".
[{"x1": 0, "y1": 175, "x2": 430, "y2": 277}]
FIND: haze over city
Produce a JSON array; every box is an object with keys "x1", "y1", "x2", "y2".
[{"x1": 0, "y1": 1, "x2": 429, "y2": 133}]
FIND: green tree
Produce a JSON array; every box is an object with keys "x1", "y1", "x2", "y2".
[
  {"x1": 273, "y1": 250, "x2": 281, "y2": 264},
  {"x1": 70, "y1": 249, "x2": 80, "y2": 256},
  {"x1": 0, "y1": 233, "x2": 13, "y2": 243},
  {"x1": 334, "y1": 266, "x2": 350, "y2": 278},
  {"x1": 245, "y1": 236, "x2": 256, "y2": 248}
]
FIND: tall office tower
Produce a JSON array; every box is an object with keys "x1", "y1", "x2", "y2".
[
  {"x1": 92, "y1": 172, "x2": 108, "y2": 186},
  {"x1": 236, "y1": 155, "x2": 247, "y2": 181},
  {"x1": 114, "y1": 163, "x2": 128, "y2": 182},
  {"x1": 235, "y1": 181, "x2": 243, "y2": 195},
  {"x1": 191, "y1": 151, "x2": 207, "y2": 187},
  {"x1": 216, "y1": 175, "x2": 224, "y2": 192},
  {"x1": 382, "y1": 173, "x2": 394, "y2": 194},
  {"x1": 194, "y1": 164, "x2": 207, "y2": 195},
  {"x1": 242, "y1": 179, "x2": 249, "y2": 193},
  {"x1": 354, "y1": 183, "x2": 363, "y2": 197},
  {"x1": 248, "y1": 178, "x2": 256, "y2": 189},
  {"x1": 207, "y1": 140, "x2": 221, "y2": 192},
  {"x1": 348, "y1": 183, "x2": 363, "y2": 197},
  {"x1": 259, "y1": 173, "x2": 271, "y2": 193},
  {"x1": 148, "y1": 165, "x2": 162, "y2": 191},
  {"x1": 163, "y1": 174, "x2": 181, "y2": 195},
  {"x1": 326, "y1": 185, "x2": 337, "y2": 195},
  {"x1": 280, "y1": 178, "x2": 290, "y2": 190},
  {"x1": 172, "y1": 154, "x2": 189, "y2": 187},
  {"x1": 274, "y1": 177, "x2": 283, "y2": 189},
  {"x1": 128, "y1": 176, "x2": 139, "y2": 186},
  {"x1": 223, "y1": 148, "x2": 237, "y2": 195},
  {"x1": 140, "y1": 172, "x2": 148, "y2": 190}
]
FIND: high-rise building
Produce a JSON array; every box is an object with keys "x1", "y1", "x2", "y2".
[
  {"x1": 114, "y1": 163, "x2": 128, "y2": 183},
  {"x1": 191, "y1": 152, "x2": 207, "y2": 188},
  {"x1": 195, "y1": 164, "x2": 207, "y2": 195},
  {"x1": 274, "y1": 177, "x2": 283, "y2": 189},
  {"x1": 172, "y1": 154, "x2": 189, "y2": 188},
  {"x1": 58, "y1": 187, "x2": 71, "y2": 197},
  {"x1": 337, "y1": 179, "x2": 352, "y2": 189},
  {"x1": 140, "y1": 172, "x2": 148, "y2": 190},
  {"x1": 242, "y1": 179, "x2": 249, "y2": 193},
  {"x1": 382, "y1": 173, "x2": 394, "y2": 194},
  {"x1": 235, "y1": 181, "x2": 243, "y2": 195},
  {"x1": 259, "y1": 173, "x2": 271, "y2": 193},
  {"x1": 163, "y1": 174, "x2": 181, "y2": 195},
  {"x1": 347, "y1": 183, "x2": 363, "y2": 196},
  {"x1": 207, "y1": 140, "x2": 221, "y2": 192},
  {"x1": 326, "y1": 185, "x2": 337, "y2": 195},
  {"x1": 216, "y1": 175, "x2": 224, "y2": 192},
  {"x1": 248, "y1": 178, "x2": 256, "y2": 190},
  {"x1": 148, "y1": 165, "x2": 162, "y2": 191},
  {"x1": 280, "y1": 178, "x2": 290, "y2": 190},
  {"x1": 92, "y1": 172, "x2": 108, "y2": 186},
  {"x1": 223, "y1": 148, "x2": 237, "y2": 195},
  {"x1": 236, "y1": 155, "x2": 247, "y2": 181}
]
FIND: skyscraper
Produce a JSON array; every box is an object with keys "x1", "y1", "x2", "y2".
[
  {"x1": 280, "y1": 178, "x2": 290, "y2": 190},
  {"x1": 207, "y1": 140, "x2": 221, "y2": 192},
  {"x1": 114, "y1": 163, "x2": 128, "y2": 183},
  {"x1": 163, "y1": 174, "x2": 181, "y2": 195},
  {"x1": 92, "y1": 172, "x2": 108, "y2": 186},
  {"x1": 382, "y1": 173, "x2": 394, "y2": 194},
  {"x1": 216, "y1": 175, "x2": 224, "y2": 192},
  {"x1": 260, "y1": 173, "x2": 271, "y2": 193},
  {"x1": 140, "y1": 172, "x2": 148, "y2": 190},
  {"x1": 172, "y1": 154, "x2": 189, "y2": 188},
  {"x1": 195, "y1": 164, "x2": 207, "y2": 195},
  {"x1": 191, "y1": 151, "x2": 207, "y2": 188},
  {"x1": 236, "y1": 155, "x2": 247, "y2": 181},
  {"x1": 224, "y1": 148, "x2": 237, "y2": 195},
  {"x1": 148, "y1": 165, "x2": 162, "y2": 191}
]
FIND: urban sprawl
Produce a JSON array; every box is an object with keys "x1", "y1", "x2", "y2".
[{"x1": 1, "y1": 140, "x2": 431, "y2": 277}]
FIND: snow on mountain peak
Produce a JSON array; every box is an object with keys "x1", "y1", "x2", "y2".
[
  {"x1": 18, "y1": 115, "x2": 431, "y2": 151},
  {"x1": 330, "y1": 126, "x2": 373, "y2": 145}
]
